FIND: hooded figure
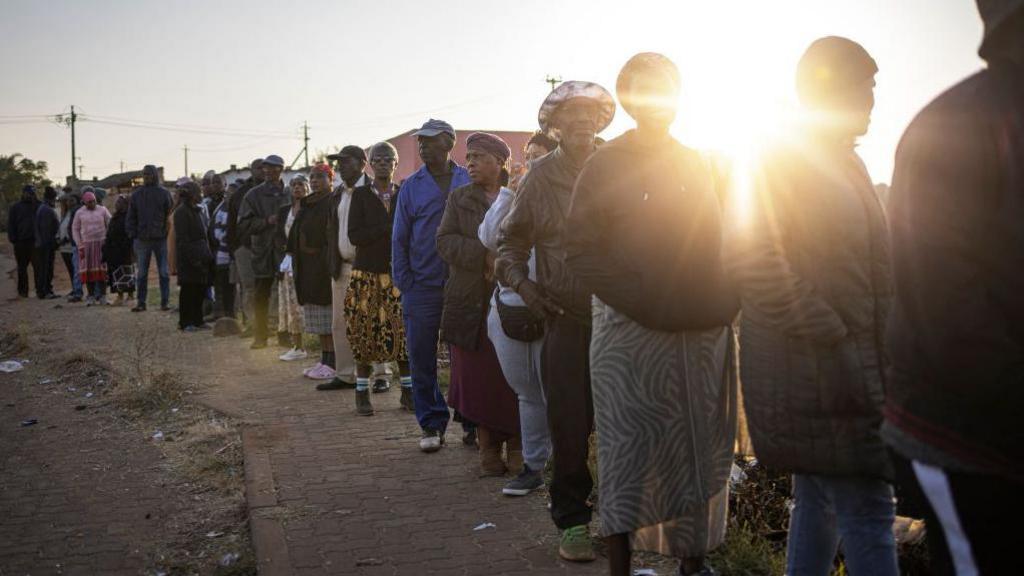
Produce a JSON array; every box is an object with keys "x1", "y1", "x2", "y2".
[{"x1": 884, "y1": 2, "x2": 1024, "y2": 573}]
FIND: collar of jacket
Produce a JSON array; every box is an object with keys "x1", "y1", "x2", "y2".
[
  {"x1": 302, "y1": 189, "x2": 331, "y2": 206},
  {"x1": 409, "y1": 161, "x2": 466, "y2": 185},
  {"x1": 454, "y1": 182, "x2": 496, "y2": 211}
]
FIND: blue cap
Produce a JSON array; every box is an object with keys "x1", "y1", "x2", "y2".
[
  {"x1": 413, "y1": 118, "x2": 456, "y2": 140},
  {"x1": 263, "y1": 154, "x2": 285, "y2": 167}
]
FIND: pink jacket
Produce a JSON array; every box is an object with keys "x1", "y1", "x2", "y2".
[{"x1": 72, "y1": 206, "x2": 112, "y2": 245}]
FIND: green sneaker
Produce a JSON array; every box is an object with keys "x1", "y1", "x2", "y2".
[{"x1": 558, "y1": 524, "x2": 595, "y2": 562}]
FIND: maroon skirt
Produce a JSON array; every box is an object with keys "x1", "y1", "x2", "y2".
[
  {"x1": 78, "y1": 241, "x2": 107, "y2": 284},
  {"x1": 447, "y1": 327, "x2": 520, "y2": 436}
]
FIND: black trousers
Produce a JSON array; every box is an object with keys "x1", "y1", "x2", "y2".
[
  {"x1": 32, "y1": 246, "x2": 55, "y2": 298},
  {"x1": 178, "y1": 283, "x2": 206, "y2": 329},
  {"x1": 61, "y1": 252, "x2": 75, "y2": 287},
  {"x1": 13, "y1": 241, "x2": 34, "y2": 297},
  {"x1": 213, "y1": 265, "x2": 235, "y2": 318},
  {"x1": 892, "y1": 451, "x2": 1023, "y2": 576},
  {"x1": 541, "y1": 314, "x2": 595, "y2": 530},
  {"x1": 253, "y1": 277, "x2": 275, "y2": 343}
]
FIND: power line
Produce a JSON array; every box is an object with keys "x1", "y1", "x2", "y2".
[{"x1": 81, "y1": 112, "x2": 299, "y2": 137}]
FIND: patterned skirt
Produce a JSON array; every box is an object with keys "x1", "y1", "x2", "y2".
[
  {"x1": 302, "y1": 304, "x2": 333, "y2": 335},
  {"x1": 277, "y1": 274, "x2": 304, "y2": 335},
  {"x1": 78, "y1": 241, "x2": 107, "y2": 284},
  {"x1": 343, "y1": 270, "x2": 407, "y2": 363},
  {"x1": 590, "y1": 297, "x2": 738, "y2": 557}
]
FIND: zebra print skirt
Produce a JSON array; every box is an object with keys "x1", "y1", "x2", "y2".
[{"x1": 590, "y1": 298, "x2": 738, "y2": 557}]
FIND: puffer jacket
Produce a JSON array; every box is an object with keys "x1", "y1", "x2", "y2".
[
  {"x1": 726, "y1": 134, "x2": 893, "y2": 480},
  {"x1": 437, "y1": 183, "x2": 495, "y2": 350},
  {"x1": 497, "y1": 146, "x2": 592, "y2": 325},
  {"x1": 237, "y1": 180, "x2": 288, "y2": 278}
]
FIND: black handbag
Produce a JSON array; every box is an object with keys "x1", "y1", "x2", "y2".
[{"x1": 494, "y1": 288, "x2": 545, "y2": 342}]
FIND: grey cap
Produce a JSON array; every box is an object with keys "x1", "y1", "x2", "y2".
[
  {"x1": 263, "y1": 154, "x2": 285, "y2": 167},
  {"x1": 413, "y1": 118, "x2": 456, "y2": 140}
]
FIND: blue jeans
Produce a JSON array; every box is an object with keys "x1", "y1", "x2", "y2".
[
  {"x1": 134, "y1": 238, "x2": 170, "y2": 308},
  {"x1": 402, "y1": 286, "x2": 450, "y2": 433},
  {"x1": 787, "y1": 474, "x2": 899, "y2": 576},
  {"x1": 69, "y1": 249, "x2": 83, "y2": 297},
  {"x1": 88, "y1": 280, "x2": 105, "y2": 300}
]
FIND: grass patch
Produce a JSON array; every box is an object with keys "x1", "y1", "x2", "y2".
[
  {"x1": 709, "y1": 524, "x2": 787, "y2": 575},
  {"x1": 0, "y1": 325, "x2": 29, "y2": 357},
  {"x1": 114, "y1": 369, "x2": 195, "y2": 415}
]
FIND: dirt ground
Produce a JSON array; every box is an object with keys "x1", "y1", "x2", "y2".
[{"x1": 0, "y1": 247, "x2": 254, "y2": 575}]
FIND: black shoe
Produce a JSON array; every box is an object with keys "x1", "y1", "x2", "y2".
[
  {"x1": 355, "y1": 389, "x2": 374, "y2": 416},
  {"x1": 372, "y1": 378, "x2": 391, "y2": 393},
  {"x1": 503, "y1": 465, "x2": 544, "y2": 496},
  {"x1": 400, "y1": 387, "x2": 415, "y2": 411},
  {"x1": 250, "y1": 340, "x2": 268, "y2": 350},
  {"x1": 316, "y1": 377, "x2": 356, "y2": 391},
  {"x1": 196, "y1": 323, "x2": 212, "y2": 331},
  {"x1": 131, "y1": 304, "x2": 146, "y2": 312},
  {"x1": 68, "y1": 295, "x2": 83, "y2": 303},
  {"x1": 462, "y1": 428, "x2": 477, "y2": 447},
  {"x1": 44, "y1": 293, "x2": 60, "y2": 300},
  {"x1": 160, "y1": 304, "x2": 171, "y2": 312}
]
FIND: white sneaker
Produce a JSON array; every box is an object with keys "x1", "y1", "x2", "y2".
[
  {"x1": 419, "y1": 430, "x2": 444, "y2": 453},
  {"x1": 278, "y1": 347, "x2": 308, "y2": 362}
]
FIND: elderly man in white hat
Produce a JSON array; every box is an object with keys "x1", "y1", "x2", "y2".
[{"x1": 496, "y1": 80, "x2": 614, "y2": 563}]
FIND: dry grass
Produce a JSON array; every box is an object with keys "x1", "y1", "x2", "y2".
[{"x1": 0, "y1": 325, "x2": 29, "y2": 357}]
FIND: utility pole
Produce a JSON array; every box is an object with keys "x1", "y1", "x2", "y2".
[
  {"x1": 56, "y1": 106, "x2": 79, "y2": 180},
  {"x1": 545, "y1": 75, "x2": 562, "y2": 92},
  {"x1": 78, "y1": 162, "x2": 84, "y2": 179},
  {"x1": 120, "y1": 160, "x2": 125, "y2": 174},
  {"x1": 303, "y1": 121, "x2": 310, "y2": 168},
  {"x1": 183, "y1": 145, "x2": 189, "y2": 177}
]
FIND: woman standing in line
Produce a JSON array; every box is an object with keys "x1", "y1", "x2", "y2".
[
  {"x1": 437, "y1": 132, "x2": 522, "y2": 477},
  {"x1": 565, "y1": 53, "x2": 740, "y2": 576},
  {"x1": 103, "y1": 195, "x2": 135, "y2": 305},
  {"x1": 173, "y1": 181, "x2": 213, "y2": 331},
  {"x1": 275, "y1": 175, "x2": 309, "y2": 364},
  {"x1": 72, "y1": 190, "x2": 112, "y2": 306}
]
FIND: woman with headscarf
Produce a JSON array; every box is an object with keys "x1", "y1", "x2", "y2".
[
  {"x1": 72, "y1": 190, "x2": 113, "y2": 306},
  {"x1": 437, "y1": 132, "x2": 522, "y2": 476},
  {"x1": 274, "y1": 175, "x2": 309, "y2": 364},
  {"x1": 173, "y1": 181, "x2": 213, "y2": 331},
  {"x1": 344, "y1": 145, "x2": 413, "y2": 416},
  {"x1": 289, "y1": 167, "x2": 336, "y2": 376},
  {"x1": 103, "y1": 195, "x2": 135, "y2": 305},
  {"x1": 565, "y1": 53, "x2": 740, "y2": 576}
]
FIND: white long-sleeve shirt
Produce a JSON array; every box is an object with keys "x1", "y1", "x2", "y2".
[{"x1": 477, "y1": 186, "x2": 535, "y2": 307}]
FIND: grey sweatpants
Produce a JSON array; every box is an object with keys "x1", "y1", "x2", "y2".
[{"x1": 487, "y1": 305, "x2": 550, "y2": 471}]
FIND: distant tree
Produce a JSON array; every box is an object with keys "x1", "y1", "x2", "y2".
[{"x1": 0, "y1": 153, "x2": 52, "y2": 231}]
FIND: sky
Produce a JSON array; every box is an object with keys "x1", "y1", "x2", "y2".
[{"x1": 0, "y1": 0, "x2": 985, "y2": 185}]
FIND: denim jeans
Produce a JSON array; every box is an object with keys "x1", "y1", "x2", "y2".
[
  {"x1": 66, "y1": 250, "x2": 83, "y2": 297},
  {"x1": 787, "y1": 474, "x2": 899, "y2": 576},
  {"x1": 88, "y1": 280, "x2": 105, "y2": 300},
  {"x1": 134, "y1": 238, "x2": 170, "y2": 308},
  {"x1": 402, "y1": 286, "x2": 450, "y2": 433}
]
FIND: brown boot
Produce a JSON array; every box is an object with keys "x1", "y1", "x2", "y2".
[
  {"x1": 505, "y1": 435, "x2": 524, "y2": 474},
  {"x1": 477, "y1": 427, "x2": 507, "y2": 477}
]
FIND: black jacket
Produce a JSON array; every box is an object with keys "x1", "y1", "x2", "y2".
[
  {"x1": 348, "y1": 182, "x2": 400, "y2": 274},
  {"x1": 885, "y1": 60, "x2": 1024, "y2": 478},
  {"x1": 227, "y1": 178, "x2": 256, "y2": 252},
  {"x1": 497, "y1": 147, "x2": 592, "y2": 324},
  {"x1": 126, "y1": 184, "x2": 173, "y2": 240},
  {"x1": 436, "y1": 183, "x2": 496, "y2": 350},
  {"x1": 286, "y1": 191, "x2": 334, "y2": 306},
  {"x1": 173, "y1": 203, "x2": 212, "y2": 285},
  {"x1": 34, "y1": 203, "x2": 60, "y2": 250},
  {"x1": 565, "y1": 131, "x2": 738, "y2": 332},
  {"x1": 727, "y1": 133, "x2": 892, "y2": 480},
  {"x1": 103, "y1": 211, "x2": 133, "y2": 268},
  {"x1": 237, "y1": 180, "x2": 288, "y2": 278},
  {"x1": 7, "y1": 198, "x2": 39, "y2": 244}
]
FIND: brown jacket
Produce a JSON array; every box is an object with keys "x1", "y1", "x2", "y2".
[
  {"x1": 496, "y1": 146, "x2": 592, "y2": 324},
  {"x1": 436, "y1": 183, "x2": 494, "y2": 350}
]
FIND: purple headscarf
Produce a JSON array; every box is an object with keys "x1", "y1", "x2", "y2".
[{"x1": 467, "y1": 132, "x2": 512, "y2": 164}]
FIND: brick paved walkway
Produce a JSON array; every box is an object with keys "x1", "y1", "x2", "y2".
[{"x1": 195, "y1": 336, "x2": 608, "y2": 576}]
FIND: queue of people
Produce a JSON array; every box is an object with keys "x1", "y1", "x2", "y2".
[{"x1": 7, "y1": 4, "x2": 1021, "y2": 573}]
